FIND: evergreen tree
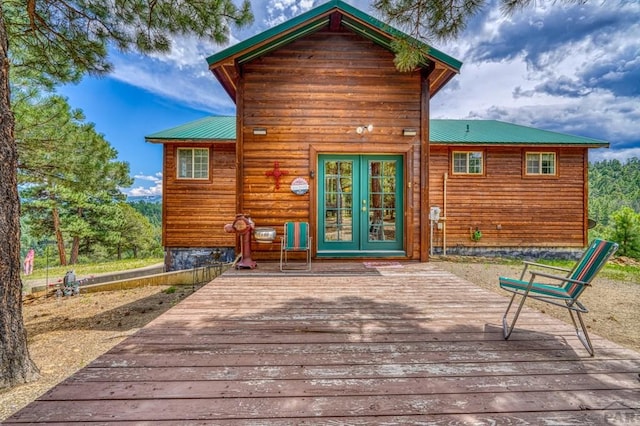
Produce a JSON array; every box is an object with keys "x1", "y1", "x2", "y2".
[
  {"x1": 112, "y1": 203, "x2": 159, "y2": 259},
  {"x1": 607, "y1": 207, "x2": 640, "y2": 258},
  {"x1": 18, "y1": 93, "x2": 132, "y2": 265},
  {"x1": 1, "y1": 0, "x2": 253, "y2": 390},
  {"x1": 373, "y1": 0, "x2": 590, "y2": 71},
  {"x1": 129, "y1": 200, "x2": 162, "y2": 228},
  {"x1": 588, "y1": 158, "x2": 640, "y2": 226}
]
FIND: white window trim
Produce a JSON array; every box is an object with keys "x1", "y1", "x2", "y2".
[
  {"x1": 177, "y1": 148, "x2": 209, "y2": 180},
  {"x1": 452, "y1": 150, "x2": 484, "y2": 175},
  {"x1": 525, "y1": 151, "x2": 557, "y2": 176}
]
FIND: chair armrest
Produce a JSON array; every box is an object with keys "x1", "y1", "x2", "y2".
[
  {"x1": 519, "y1": 261, "x2": 572, "y2": 281},
  {"x1": 529, "y1": 270, "x2": 590, "y2": 287},
  {"x1": 523, "y1": 261, "x2": 572, "y2": 273}
]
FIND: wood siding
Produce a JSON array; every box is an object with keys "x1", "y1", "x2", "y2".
[
  {"x1": 239, "y1": 29, "x2": 425, "y2": 260},
  {"x1": 428, "y1": 146, "x2": 588, "y2": 249},
  {"x1": 162, "y1": 143, "x2": 236, "y2": 248},
  {"x1": 160, "y1": 26, "x2": 591, "y2": 261}
]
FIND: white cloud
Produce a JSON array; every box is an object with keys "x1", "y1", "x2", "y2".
[
  {"x1": 590, "y1": 147, "x2": 640, "y2": 163},
  {"x1": 134, "y1": 172, "x2": 162, "y2": 182},
  {"x1": 145, "y1": 35, "x2": 211, "y2": 69},
  {"x1": 265, "y1": 0, "x2": 316, "y2": 27},
  {"x1": 125, "y1": 173, "x2": 163, "y2": 197},
  {"x1": 127, "y1": 185, "x2": 162, "y2": 197},
  {"x1": 111, "y1": 0, "x2": 639, "y2": 195},
  {"x1": 109, "y1": 57, "x2": 235, "y2": 114},
  {"x1": 430, "y1": 0, "x2": 640, "y2": 163}
]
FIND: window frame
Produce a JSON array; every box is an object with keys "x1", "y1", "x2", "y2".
[
  {"x1": 524, "y1": 151, "x2": 557, "y2": 177},
  {"x1": 176, "y1": 147, "x2": 210, "y2": 180},
  {"x1": 450, "y1": 149, "x2": 486, "y2": 176}
]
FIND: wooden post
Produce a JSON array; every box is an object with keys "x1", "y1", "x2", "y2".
[
  {"x1": 420, "y1": 65, "x2": 434, "y2": 261},
  {"x1": 235, "y1": 66, "x2": 245, "y2": 257}
]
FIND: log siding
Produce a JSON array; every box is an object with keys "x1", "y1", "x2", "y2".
[
  {"x1": 238, "y1": 29, "x2": 425, "y2": 260},
  {"x1": 429, "y1": 146, "x2": 588, "y2": 249},
  {"x1": 162, "y1": 143, "x2": 236, "y2": 248}
]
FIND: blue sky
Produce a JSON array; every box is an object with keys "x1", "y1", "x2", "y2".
[{"x1": 57, "y1": 0, "x2": 640, "y2": 197}]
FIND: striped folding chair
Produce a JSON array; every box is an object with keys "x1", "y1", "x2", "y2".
[
  {"x1": 280, "y1": 222, "x2": 312, "y2": 271},
  {"x1": 499, "y1": 239, "x2": 618, "y2": 356}
]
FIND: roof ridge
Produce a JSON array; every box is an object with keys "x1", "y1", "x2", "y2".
[{"x1": 206, "y1": 1, "x2": 462, "y2": 71}]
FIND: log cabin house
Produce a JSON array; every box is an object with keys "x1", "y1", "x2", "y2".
[{"x1": 145, "y1": 0, "x2": 608, "y2": 271}]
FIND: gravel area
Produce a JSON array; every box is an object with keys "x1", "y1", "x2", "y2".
[
  {"x1": 1, "y1": 260, "x2": 638, "y2": 421},
  {"x1": 432, "y1": 257, "x2": 640, "y2": 353}
]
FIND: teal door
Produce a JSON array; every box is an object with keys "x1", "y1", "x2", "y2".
[{"x1": 318, "y1": 155, "x2": 404, "y2": 256}]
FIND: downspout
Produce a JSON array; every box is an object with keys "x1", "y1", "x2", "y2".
[
  {"x1": 420, "y1": 66, "x2": 434, "y2": 261},
  {"x1": 443, "y1": 172, "x2": 448, "y2": 256}
]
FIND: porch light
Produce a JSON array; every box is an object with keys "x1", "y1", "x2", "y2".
[
  {"x1": 356, "y1": 124, "x2": 373, "y2": 134},
  {"x1": 403, "y1": 128, "x2": 417, "y2": 136},
  {"x1": 253, "y1": 127, "x2": 267, "y2": 135}
]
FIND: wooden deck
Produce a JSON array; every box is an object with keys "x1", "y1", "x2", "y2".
[{"x1": 6, "y1": 262, "x2": 640, "y2": 424}]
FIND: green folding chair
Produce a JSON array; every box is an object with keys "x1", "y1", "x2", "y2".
[
  {"x1": 280, "y1": 222, "x2": 312, "y2": 271},
  {"x1": 499, "y1": 239, "x2": 618, "y2": 356}
]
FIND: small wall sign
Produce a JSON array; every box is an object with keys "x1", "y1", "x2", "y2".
[{"x1": 290, "y1": 177, "x2": 309, "y2": 195}]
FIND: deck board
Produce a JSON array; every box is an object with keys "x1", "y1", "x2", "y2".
[{"x1": 6, "y1": 262, "x2": 640, "y2": 424}]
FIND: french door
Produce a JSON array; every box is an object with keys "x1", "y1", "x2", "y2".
[{"x1": 317, "y1": 154, "x2": 404, "y2": 256}]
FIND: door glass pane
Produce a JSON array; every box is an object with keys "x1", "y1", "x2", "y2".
[
  {"x1": 324, "y1": 160, "x2": 353, "y2": 242},
  {"x1": 368, "y1": 160, "x2": 397, "y2": 242}
]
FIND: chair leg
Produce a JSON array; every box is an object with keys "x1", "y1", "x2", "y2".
[
  {"x1": 502, "y1": 291, "x2": 529, "y2": 340},
  {"x1": 567, "y1": 308, "x2": 594, "y2": 356}
]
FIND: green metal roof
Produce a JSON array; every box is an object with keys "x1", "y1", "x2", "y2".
[
  {"x1": 430, "y1": 120, "x2": 608, "y2": 146},
  {"x1": 146, "y1": 116, "x2": 608, "y2": 147},
  {"x1": 205, "y1": 0, "x2": 462, "y2": 100},
  {"x1": 205, "y1": 0, "x2": 462, "y2": 72},
  {"x1": 145, "y1": 116, "x2": 236, "y2": 141}
]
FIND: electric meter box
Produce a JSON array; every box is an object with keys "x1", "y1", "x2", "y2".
[{"x1": 430, "y1": 206, "x2": 441, "y2": 222}]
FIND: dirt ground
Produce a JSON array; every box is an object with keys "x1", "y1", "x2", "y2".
[
  {"x1": 1, "y1": 260, "x2": 639, "y2": 421},
  {"x1": 432, "y1": 257, "x2": 640, "y2": 354}
]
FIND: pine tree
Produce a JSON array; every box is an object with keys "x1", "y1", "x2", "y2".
[
  {"x1": 373, "y1": 0, "x2": 588, "y2": 71},
  {"x1": 0, "y1": 0, "x2": 253, "y2": 390},
  {"x1": 607, "y1": 207, "x2": 640, "y2": 258}
]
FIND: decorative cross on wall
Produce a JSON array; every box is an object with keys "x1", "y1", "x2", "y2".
[{"x1": 265, "y1": 161, "x2": 289, "y2": 190}]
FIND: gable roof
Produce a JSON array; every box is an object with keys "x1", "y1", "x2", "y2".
[
  {"x1": 206, "y1": 0, "x2": 462, "y2": 101},
  {"x1": 145, "y1": 116, "x2": 608, "y2": 148}
]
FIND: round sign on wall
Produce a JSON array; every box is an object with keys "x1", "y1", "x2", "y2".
[{"x1": 290, "y1": 177, "x2": 309, "y2": 195}]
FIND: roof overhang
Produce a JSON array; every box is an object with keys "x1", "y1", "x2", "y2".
[
  {"x1": 145, "y1": 116, "x2": 237, "y2": 143},
  {"x1": 429, "y1": 120, "x2": 609, "y2": 148},
  {"x1": 146, "y1": 117, "x2": 609, "y2": 149},
  {"x1": 206, "y1": 0, "x2": 462, "y2": 102},
  {"x1": 145, "y1": 138, "x2": 235, "y2": 144}
]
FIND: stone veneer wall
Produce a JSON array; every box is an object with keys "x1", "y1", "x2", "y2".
[
  {"x1": 430, "y1": 246, "x2": 584, "y2": 261},
  {"x1": 167, "y1": 247, "x2": 236, "y2": 272}
]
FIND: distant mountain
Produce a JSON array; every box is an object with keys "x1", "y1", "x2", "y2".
[{"x1": 127, "y1": 195, "x2": 162, "y2": 204}]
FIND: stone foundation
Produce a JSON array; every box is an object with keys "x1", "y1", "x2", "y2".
[
  {"x1": 166, "y1": 247, "x2": 235, "y2": 272},
  {"x1": 430, "y1": 246, "x2": 583, "y2": 261}
]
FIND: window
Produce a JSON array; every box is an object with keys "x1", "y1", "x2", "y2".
[
  {"x1": 526, "y1": 152, "x2": 556, "y2": 175},
  {"x1": 177, "y1": 148, "x2": 209, "y2": 179},
  {"x1": 452, "y1": 151, "x2": 484, "y2": 175}
]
